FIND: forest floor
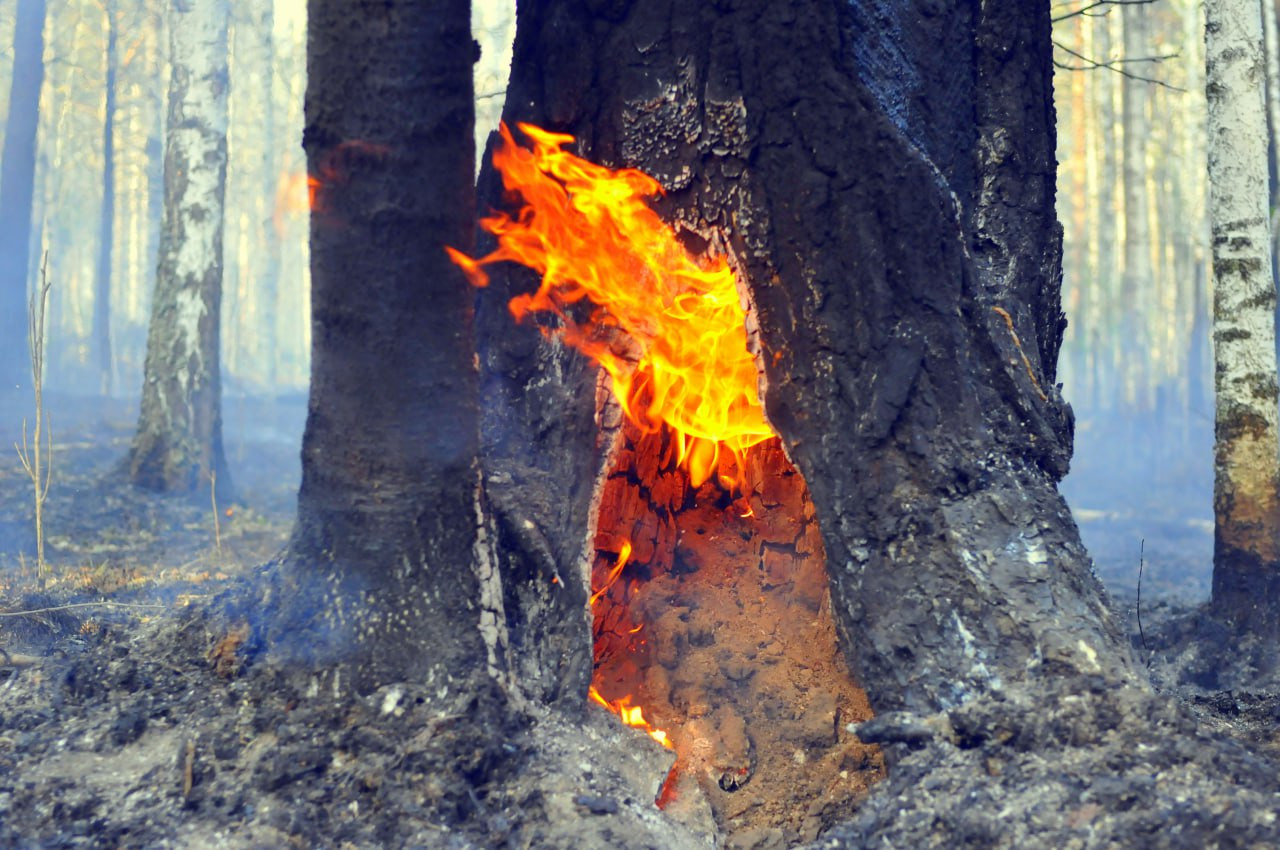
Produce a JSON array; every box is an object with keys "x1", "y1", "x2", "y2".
[{"x1": 0, "y1": 396, "x2": 1278, "y2": 848}]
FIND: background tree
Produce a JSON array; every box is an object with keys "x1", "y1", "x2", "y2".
[
  {"x1": 264, "y1": 0, "x2": 500, "y2": 695},
  {"x1": 94, "y1": 0, "x2": 119, "y2": 396},
  {"x1": 127, "y1": 0, "x2": 232, "y2": 498},
  {"x1": 0, "y1": 0, "x2": 46, "y2": 393},
  {"x1": 1205, "y1": 0, "x2": 1280, "y2": 633}
]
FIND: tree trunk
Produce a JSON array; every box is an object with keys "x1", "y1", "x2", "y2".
[
  {"x1": 266, "y1": 0, "x2": 498, "y2": 696},
  {"x1": 1120, "y1": 1, "x2": 1152, "y2": 411},
  {"x1": 95, "y1": 4, "x2": 118, "y2": 397},
  {"x1": 128, "y1": 0, "x2": 231, "y2": 498},
  {"x1": 0, "y1": 0, "x2": 46, "y2": 393},
  {"x1": 1263, "y1": 0, "x2": 1280, "y2": 307},
  {"x1": 1206, "y1": 0, "x2": 1280, "y2": 634},
  {"x1": 478, "y1": 0, "x2": 1136, "y2": 718}
]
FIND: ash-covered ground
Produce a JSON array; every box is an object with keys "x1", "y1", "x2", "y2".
[{"x1": 2, "y1": 397, "x2": 1279, "y2": 849}]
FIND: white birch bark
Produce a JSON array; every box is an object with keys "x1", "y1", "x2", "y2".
[
  {"x1": 1205, "y1": 0, "x2": 1280, "y2": 616},
  {"x1": 128, "y1": 0, "x2": 230, "y2": 495}
]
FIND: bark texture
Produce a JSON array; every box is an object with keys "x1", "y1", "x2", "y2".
[
  {"x1": 0, "y1": 0, "x2": 46, "y2": 392},
  {"x1": 480, "y1": 0, "x2": 1136, "y2": 716},
  {"x1": 1206, "y1": 0, "x2": 1280, "y2": 634},
  {"x1": 129, "y1": 0, "x2": 231, "y2": 498},
  {"x1": 269, "y1": 0, "x2": 496, "y2": 694}
]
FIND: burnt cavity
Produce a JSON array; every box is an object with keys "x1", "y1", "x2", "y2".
[{"x1": 589, "y1": 420, "x2": 885, "y2": 841}]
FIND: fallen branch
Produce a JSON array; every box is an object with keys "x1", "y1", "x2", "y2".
[{"x1": 0, "y1": 600, "x2": 167, "y2": 618}]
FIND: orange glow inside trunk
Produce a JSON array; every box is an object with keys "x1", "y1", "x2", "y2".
[{"x1": 449, "y1": 126, "x2": 881, "y2": 838}]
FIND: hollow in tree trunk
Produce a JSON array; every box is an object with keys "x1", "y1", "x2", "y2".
[
  {"x1": 128, "y1": 0, "x2": 231, "y2": 499},
  {"x1": 476, "y1": 0, "x2": 1138, "y2": 718}
]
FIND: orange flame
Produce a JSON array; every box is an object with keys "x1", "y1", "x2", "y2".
[
  {"x1": 589, "y1": 685, "x2": 672, "y2": 750},
  {"x1": 448, "y1": 122, "x2": 776, "y2": 486},
  {"x1": 587, "y1": 539, "x2": 672, "y2": 750}
]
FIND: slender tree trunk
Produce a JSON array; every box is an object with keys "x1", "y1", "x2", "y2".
[
  {"x1": 1095, "y1": 11, "x2": 1120, "y2": 410},
  {"x1": 1121, "y1": 1, "x2": 1153, "y2": 411},
  {"x1": 1206, "y1": 0, "x2": 1280, "y2": 634},
  {"x1": 267, "y1": 0, "x2": 498, "y2": 696},
  {"x1": 95, "y1": 5, "x2": 118, "y2": 397},
  {"x1": 128, "y1": 0, "x2": 231, "y2": 498},
  {"x1": 0, "y1": 0, "x2": 46, "y2": 392}
]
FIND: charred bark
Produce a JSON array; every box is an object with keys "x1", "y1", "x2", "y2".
[
  {"x1": 267, "y1": 0, "x2": 498, "y2": 695},
  {"x1": 128, "y1": 0, "x2": 231, "y2": 499},
  {"x1": 480, "y1": 0, "x2": 1136, "y2": 716}
]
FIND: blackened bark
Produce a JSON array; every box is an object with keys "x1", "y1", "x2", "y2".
[
  {"x1": 482, "y1": 0, "x2": 1136, "y2": 715},
  {"x1": 0, "y1": 0, "x2": 46, "y2": 392},
  {"x1": 271, "y1": 0, "x2": 496, "y2": 694}
]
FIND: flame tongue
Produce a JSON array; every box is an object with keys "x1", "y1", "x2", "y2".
[{"x1": 448, "y1": 122, "x2": 776, "y2": 486}]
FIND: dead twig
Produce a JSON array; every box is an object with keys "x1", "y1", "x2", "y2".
[
  {"x1": 1051, "y1": 41, "x2": 1185, "y2": 92},
  {"x1": 1051, "y1": 0, "x2": 1156, "y2": 23},
  {"x1": 1137, "y1": 538, "x2": 1150, "y2": 663},
  {"x1": 209, "y1": 470, "x2": 223, "y2": 560},
  {"x1": 183, "y1": 738, "x2": 196, "y2": 797},
  {"x1": 14, "y1": 252, "x2": 54, "y2": 589}
]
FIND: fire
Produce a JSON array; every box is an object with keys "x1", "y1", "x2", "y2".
[
  {"x1": 587, "y1": 540, "x2": 673, "y2": 750},
  {"x1": 589, "y1": 685, "x2": 673, "y2": 750},
  {"x1": 447, "y1": 122, "x2": 777, "y2": 486}
]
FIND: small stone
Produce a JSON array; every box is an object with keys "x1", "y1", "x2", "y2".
[{"x1": 573, "y1": 793, "x2": 619, "y2": 815}]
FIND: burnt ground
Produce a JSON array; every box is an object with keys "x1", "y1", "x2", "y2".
[{"x1": 1, "y1": 397, "x2": 1279, "y2": 848}]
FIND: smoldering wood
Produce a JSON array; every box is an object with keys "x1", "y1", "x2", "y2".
[{"x1": 478, "y1": 0, "x2": 1136, "y2": 722}]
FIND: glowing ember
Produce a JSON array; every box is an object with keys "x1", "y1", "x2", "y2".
[
  {"x1": 447, "y1": 122, "x2": 776, "y2": 486},
  {"x1": 587, "y1": 540, "x2": 672, "y2": 749}
]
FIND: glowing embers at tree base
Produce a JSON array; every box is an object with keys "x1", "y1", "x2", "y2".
[{"x1": 590, "y1": 424, "x2": 884, "y2": 838}]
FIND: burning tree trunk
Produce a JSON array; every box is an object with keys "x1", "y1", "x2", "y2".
[
  {"x1": 265, "y1": 0, "x2": 502, "y2": 695},
  {"x1": 128, "y1": 0, "x2": 231, "y2": 498},
  {"x1": 476, "y1": 0, "x2": 1137, "y2": 719}
]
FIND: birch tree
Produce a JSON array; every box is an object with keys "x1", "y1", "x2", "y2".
[
  {"x1": 127, "y1": 0, "x2": 231, "y2": 498},
  {"x1": 1205, "y1": 0, "x2": 1280, "y2": 632}
]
